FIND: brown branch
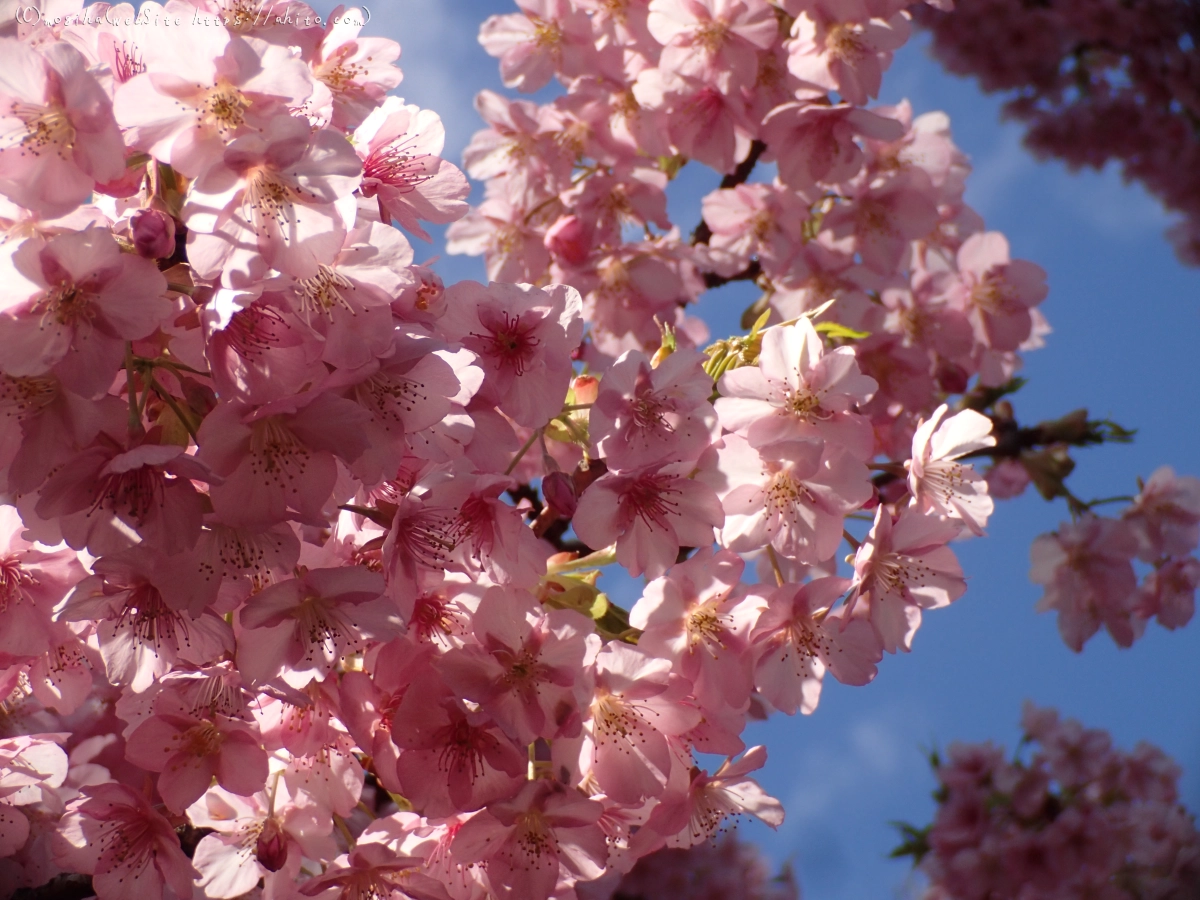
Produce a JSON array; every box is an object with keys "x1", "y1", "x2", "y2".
[{"x1": 691, "y1": 139, "x2": 768, "y2": 246}]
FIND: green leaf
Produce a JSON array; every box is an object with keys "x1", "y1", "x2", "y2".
[
  {"x1": 814, "y1": 321, "x2": 869, "y2": 340},
  {"x1": 888, "y1": 822, "x2": 932, "y2": 863}
]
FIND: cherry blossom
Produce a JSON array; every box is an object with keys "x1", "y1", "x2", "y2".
[
  {"x1": 1029, "y1": 515, "x2": 1141, "y2": 651},
  {"x1": 0, "y1": 2, "x2": 1188, "y2": 897},
  {"x1": 906, "y1": 403, "x2": 995, "y2": 534},
  {"x1": 715, "y1": 320, "x2": 878, "y2": 460},
  {"x1": 750, "y1": 577, "x2": 881, "y2": 715},
  {"x1": 847, "y1": 506, "x2": 966, "y2": 653},
  {"x1": 354, "y1": 98, "x2": 470, "y2": 241},
  {"x1": 54, "y1": 783, "x2": 199, "y2": 900},
  {"x1": 0, "y1": 40, "x2": 126, "y2": 217},
  {"x1": 439, "y1": 280, "x2": 583, "y2": 429},
  {"x1": 451, "y1": 779, "x2": 607, "y2": 900},
  {"x1": 573, "y1": 460, "x2": 725, "y2": 579}
]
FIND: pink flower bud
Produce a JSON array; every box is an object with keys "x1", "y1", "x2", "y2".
[
  {"x1": 255, "y1": 818, "x2": 288, "y2": 872},
  {"x1": 986, "y1": 458, "x2": 1031, "y2": 500},
  {"x1": 572, "y1": 375, "x2": 599, "y2": 406},
  {"x1": 395, "y1": 265, "x2": 446, "y2": 321},
  {"x1": 543, "y1": 471, "x2": 578, "y2": 519},
  {"x1": 544, "y1": 215, "x2": 590, "y2": 266},
  {"x1": 130, "y1": 209, "x2": 176, "y2": 259}
]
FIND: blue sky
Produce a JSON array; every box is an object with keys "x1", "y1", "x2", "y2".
[{"x1": 334, "y1": 3, "x2": 1200, "y2": 896}]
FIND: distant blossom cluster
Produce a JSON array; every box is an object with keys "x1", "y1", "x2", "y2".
[
  {"x1": 914, "y1": 0, "x2": 1200, "y2": 266},
  {"x1": 1030, "y1": 467, "x2": 1200, "y2": 651},
  {"x1": 0, "y1": 0, "x2": 1192, "y2": 898},
  {"x1": 908, "y1": 704, "x2": 1200, "y2": 900}
]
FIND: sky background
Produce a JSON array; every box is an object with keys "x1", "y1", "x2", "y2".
[{"x1": 318, "y1": 2, "x2": 1200, "y2": 896}]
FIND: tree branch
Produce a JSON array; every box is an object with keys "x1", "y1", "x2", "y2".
[{"x1": 691, "y1": 139, "x2": 768, "y2": 246}]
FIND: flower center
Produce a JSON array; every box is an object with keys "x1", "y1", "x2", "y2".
[
  {"x1": 32, "y1": 284, "x2": 94, "y2": 328},
  {"x1": 200, "y1": 82, "x2": 250, "y2": 136},
  {"x1": 318, "y1": 45, "x2": 368, "y2": 94},
  {"x1": 363, "y1": 136, "x2": 433, "y2": 192},
  {"x1": 0, "y1": 556, "x2": 36, "y2": 612},
  {"x1": 249, "y1": 417, "x2": 310, "y2": 483},
  {"x1": 117, "y1": 583, "x2": 187, "y2": 652},
  {"x1": 686, "y1": 604, "x2": 726, "y2": 655},
  {"x1": 9, "y1": 102, "x2": 76, "y2": 159},
  {"x1": 0, "y1": 375, "x2": 56, "y2": 421},
  {"x1": 785, "y1": 388, "x2": 824, "y2": 420},
  {"x1": 591, "y1": 691, "x2": 645, "y2": 744},
  {"x1": 112, "y1": 41, "x2": 146, "y2": 82},
  {"x1": 622, "y1": 474, "x2": 681, "y2": 530},
  {"x1": 473, "y1": 309, "x2": 542, "y2": 376},
  {"x1": 825, "y1": 22, "x2": 868, "y2": 62},
  {"x1": 296, "y1": 265, "x2": 355, "y2": 319},
  {"x1": 970, "y1": 273, "x2": 1018, "y2": 315},
  {"x1": 694, "y1": 20, "x2": 730, "y2": 54},
  {"x1": 182, "y1": 719, "x2": 225, "y2": 757}
]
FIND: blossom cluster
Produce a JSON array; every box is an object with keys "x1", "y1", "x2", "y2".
[
  {"x1": 0, "y1": 0, "x2": 1179, "y2": 899},
  {"x1": 1030, "y1": 467, "x2": 1200, "y2": 651},
  {"x1": 457, "y1": 0, "x2": 1054, "y2": 449},
  {"x1": 913, "y1": 0, "x2": 1200, "y2": 266},
  {"x1": 904, "y1": 704, "x2": 1200, "y2": 900}
]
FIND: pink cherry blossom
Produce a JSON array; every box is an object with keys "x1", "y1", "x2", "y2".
[
  {"x1": 0, "y1": 229, "x2": 169, "y2": 397},
  {"x1": 786, "y1": 9, "x2": 910, "y2": 106},
  {"x1": 113, "y1": 29, "x2": 315, "y2": 177},
  {"x1": 300, "y1": 842, "x2": 454, "y2": 900},
  {"x1": 451, "y1": 779, "x2": 608, "y2": 900},
  {"x1": 639, "y1": 745, "x2": 783, "y2": 850},
  {"x1": 715, "y1": 320, "x2": 878, "y2": 459},
  {"x1": 712, "y1": 434, "x2": 872, "y2": 564},
  {"x1": 390, "y1": 669, "x2": 527, "y2": 817},
  {"x1": 647, "y1": 0, "x2": 779, "y2": 92},
  {"x1": 0, "y1": 39, "x2": 125, "y2": 217},
  {"x1": 354, "y1": 98, "x2": 470, "y2": 241},
  {"x1": 590, "y1": 347, "x2": 717, "y2": 470},
  {"x1": 582, "y1": 641, "x2": 702, "y2": 803},
  {"x1": 184, "y1": 114, "x2": 362, "y2": 285},
  {"x1": 907, "y1": 403, "x2": 995, "y2": 534},
  {"x1": 440, "y1": 280, "x2": 583, "y2": 429},
  {"x1": 1030, "y1": 514, "x2": 1141, "y2": 651},
  {"x1": 750, "y1": 576, "x2": 881, "y2": 715},
  {"x1": 479, "y1": 0, "x2": 600, "y2": 93},
  {"x1": 35, "y1": 437, "x2": 216, "y2": 556},
  {"x1": 822, "y1": 171, "x2": 941, "y2": 274},
  {"x1": 632, "y1": 67, "x2": 754, "y2": 174},
  {"x1": 701, "y1": 183, "x2": 812, "y2": 276},
  {"x1": 57, "y1": 550, "x2": 234, "y2": 692},
  {"x1": 309, "y1": 11, "x2": 402, "y2": 130},
  {"x1": 1138, "y1": 557, "x2": 1200, "y2": 631},
  {"x1": 949, "y1": 231, "x2": 1049, "y2": 353},
  {"x1": 631, "y1": 548, "x2": 760, "y2": 710},
  {"x1": 187, "y1": 784, "x2": 338, "y2": 899},
  {"x1": 197, "y1": 390, "x2": 371, "y2": 529},
  {"x1": 0, "y1": 505, "x2": 84, "y2": 668},
  {"x1": 1122, "y1": 466, "x2": 1200, "y2": 562},
  {"x1": 54, "y1": 783, "x2": 199, "y2": 900},
  {"x1": 847, "y1": 506, "x2": 966, "y2": 653},
  {"x1": 440, "y1": 587, "x2": 594, "y2": 744},
  {"x1": 762, "y1": 101, "x2": 905, "y2": 189},
  {"x1": 126, "y1": 700, "x2": 269, "y2": 814},
  {"x1": 236, "y1": 565, "x2": 399, "y2": 686},
  {"x1": 574, "y1": 460, "x2": 725, "y2": 579}
]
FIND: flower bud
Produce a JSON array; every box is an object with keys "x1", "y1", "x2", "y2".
[
  {"x1": 544, "y1": 215, "x2": 590, "y2": 267},
  {"x1": 394, "y1": 265, "x2": 445, "y2": 321},
  {"x1": 572, "y1": 375, "x2": 599, "y2": 407},
  {"x1": 543, "y1": 471, "x2": 578, "y2": 519},
  {"x1": 130, "y1": 209, "x2": 176, "y2": 259},
  {"x1": 255, "y1": 818, "x2": 288, "y2": 872}
]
